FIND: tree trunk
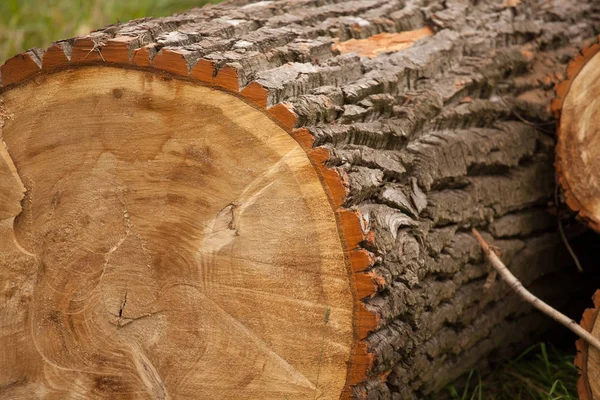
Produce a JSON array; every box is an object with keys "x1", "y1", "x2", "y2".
[
  {"x1": 554, "y1": 40, "x2": 600, "y2": 400},
  {"x1": 0, "y1": 0, "x2": 598, "y2": 399},
  {"x1": 554, "y1": 38, "x2": 600, "y2": 232},
  {"x1": 577, "y1": 290, "x2": 600, "y2": 400}
]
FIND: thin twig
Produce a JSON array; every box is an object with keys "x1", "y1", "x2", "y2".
[
  {"x1": 85, "y1": 39, "x2": 105, "y2": 62},
  {"x1": 484, "y1": 270, "x2": 498, "y2": 289},
  {"x1": 472, "y1": 228, "x2": 600, "y2": 352},
  {"x1": 484, "y1": 246, "x2": 501, "y2": 289},
  {"x1": 496, "y1": 96, "x2": 555, "y2": 134},
  {"x1": 554, "y1": 184, "x2": 584, "y2": 272}
]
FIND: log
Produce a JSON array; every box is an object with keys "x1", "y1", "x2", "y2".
[
  {"x1": 554, "y1": 40, "x2": 600, "y2": 400},
  {"x1": 554, "y1": 39, "x2": 600, "y2": 232},
  {"x1": 576, "y1": 291, "x2": 600, "y2": 400},
  {"x1": 0, "y1": 0, "x2": 598, "y2": 399}
]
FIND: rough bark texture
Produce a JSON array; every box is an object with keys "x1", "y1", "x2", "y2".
[{"x1": 1, "y1": 0, "x2": 600, "y2": 399}]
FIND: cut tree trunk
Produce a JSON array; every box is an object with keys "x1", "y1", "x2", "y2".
[
  {"x1": 576, "y1": 290, "x2": 600, "y2": 400},
  {"x1": 553, "y1": 41, "x2": 600, "y2": 400},
  {"x1": 0, "y1": 1, "x2": 598, "y2": 399},
  {"x1": 554, "y1": 40, "x2": 600, "y2": 232}
]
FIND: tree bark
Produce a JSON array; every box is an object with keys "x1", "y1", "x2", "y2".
[
  {"x1": 0, "y1": 0, "x2": 599, "y2": 399},
  {"x1": 576, "y1": 290, "x2": 600, "y2": 400}
]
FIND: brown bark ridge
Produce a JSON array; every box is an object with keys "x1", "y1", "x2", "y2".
[
  {"x1": 553, "y1": 39, "x2": 600, "y2": 232},
  {"x1": 576, "y1": 290, "x2": 600, "y2": 400},
  {"x1": 0, "y1": 0, "x2": 599, "y2": 399}
]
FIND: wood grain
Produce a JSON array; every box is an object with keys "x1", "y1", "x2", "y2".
[
  {"x1": 555, "y1": 43, "x2": 600, "y2": 231},
  {"x1": 0, "y1": 67, "x2": 355, "y2": 399}
]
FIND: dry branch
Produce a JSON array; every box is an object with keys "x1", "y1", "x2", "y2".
[{"x1": 472, "y1": 228, "x2": 600, "y2": 353}]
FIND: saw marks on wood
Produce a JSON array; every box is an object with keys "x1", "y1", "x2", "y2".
[
  {"x1": 556, "y1": 50, "x2": 600, "y2": 231},
  {"x1": 0, "y1": 67, "x2": 353, "y2": 399}
]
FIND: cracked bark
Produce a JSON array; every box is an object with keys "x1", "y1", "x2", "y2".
[{"x1": 0, "y1": 0, "x2": 599, "y2": 399}]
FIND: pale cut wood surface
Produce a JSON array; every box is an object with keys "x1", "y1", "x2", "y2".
[
  {"x1": 0, "y1": 66, "x2": 354, "y2": 399},
  {"x1": 332, "y1": 27, "x2": 434, "y2": 58},
  {"x1": 557, "y1": 51, "x2": 600, "y2": 231},
  {"x1": 554, "y1": 42, "x2": 600, "y2": 400}
]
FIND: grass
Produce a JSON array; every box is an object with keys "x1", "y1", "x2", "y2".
[
  {"x1": 445, "y1": 343, "x2": 579, "y2": 400},
  {"x1": 0, "y1": 0, "x2": 222, "y2": 64}
]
